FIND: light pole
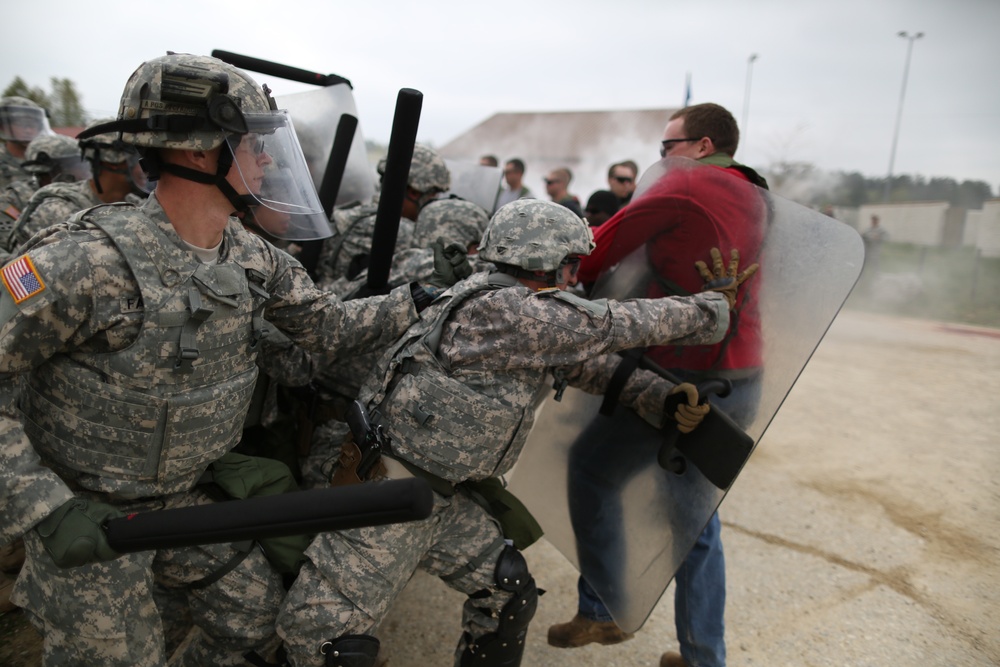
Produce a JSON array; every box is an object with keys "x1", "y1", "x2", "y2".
[
  {"x1": 741, "y1": 54, "x2": 758, "y2": 156},
  {"x1": 883, "y1": 31, "x2": 924, "y2": 202}
]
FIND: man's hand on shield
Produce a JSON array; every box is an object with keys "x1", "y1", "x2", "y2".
[
  {"x1": 695, "y1": 247, "x2": 759, "y2": 309},
  {"x1": 668, "y1": 382, "x2": 711, "y2": 434}
]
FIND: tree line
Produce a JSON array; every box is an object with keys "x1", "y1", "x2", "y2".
[{"x1": 764, "y1": 160, "x2": 995, "y2": 211}]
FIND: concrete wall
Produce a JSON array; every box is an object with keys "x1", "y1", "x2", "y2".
[
  {"x1": 857, "y1": 202, "x2": 951, "y2": 246},
  {"x1": 965, "y1": 199, "x2": 1000, "y2": 258}
]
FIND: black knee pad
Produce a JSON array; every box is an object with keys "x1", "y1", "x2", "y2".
[
  {"x1": 460, "y1": 545, "x2": 539, "y2": 667},
  {"x1": 320, "y1": 634, "x2": 380, "y2": 667}
]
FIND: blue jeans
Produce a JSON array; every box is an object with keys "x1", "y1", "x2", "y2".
[
  {"x1": 578, "y1": 513, "x2": 725, "y2": 666},
  {"x1": 571, "y1": 374, "x2": 760, "y2": 667}
]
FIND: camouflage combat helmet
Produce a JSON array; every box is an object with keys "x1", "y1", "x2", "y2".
[
  {"x1": 412, "y1": 197, "x2": 489, "y2": 249},
  {"x1": 478, "y1": 199, "x2": 595, "y2": 272},
  {"x1": 409, "y1": 144, "x2": 450, "y2": 193},
  {"x1": 108, "y1": 52, "x2": 273, "y2": 150},
  {"x1": 75, "y1": 52, "x2": 326, "y2": 227},
  {"x1": 23, "y1": 134, "x2": 80, "y2": 174},
  {"x1": 376, "y1": 143, "x2": 451, "y2": 194},
  {"x1": 79, "y1": 118, "x2": 134, "y2": 164},
  {"x1": 0, "y1": 96, "x2": 51, "y2": 144}
]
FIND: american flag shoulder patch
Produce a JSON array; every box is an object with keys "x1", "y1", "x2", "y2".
[{"x1": 2, "y1": 255, "x2": 46, "y2": 304}]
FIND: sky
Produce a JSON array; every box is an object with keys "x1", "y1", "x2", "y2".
[{"x1": 4, "y1": 0, "x2": 999, "y2": 193}]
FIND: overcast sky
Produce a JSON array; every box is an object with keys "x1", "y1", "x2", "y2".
[{"x1": 4, "y1": 0, "x2": 999, "y2": 192}]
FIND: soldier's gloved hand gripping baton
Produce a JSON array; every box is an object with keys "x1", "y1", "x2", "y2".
[
  {"x1": 103, "y1": 479, "x2": 433, "y2": 553},
  {"x1": 658, "y1": 379, "x2": 754, "y2": 490}
]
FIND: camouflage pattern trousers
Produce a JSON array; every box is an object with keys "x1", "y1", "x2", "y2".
[
  {"x1": 277, "y1": 488, "x2": 512, "y2": 667},
  {"x1": 12, "y1": 487, "x2": 286, "y2": 667}
]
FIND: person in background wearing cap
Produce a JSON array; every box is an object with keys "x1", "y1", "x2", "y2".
[{"x1": 582, "y1": 189, "x2": 621, "y2": 227}]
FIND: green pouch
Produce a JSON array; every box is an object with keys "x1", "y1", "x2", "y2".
[
  {"x1": 462, "y1": 478, "x2": 544, "y2": 550},
  {"x1": 204, "y1": 452, "x2": 311, "y2": 575}
]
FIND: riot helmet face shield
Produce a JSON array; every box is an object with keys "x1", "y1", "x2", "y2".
[
  {"x1": 51, "y1": 154, "x2": 92, "y2": 183},
  {"x1": 226, "y1": 111, "x2": 330, "y2": 241},
  {"x1": 0, "y1": 103, "x2": 52, "y2": 144}
]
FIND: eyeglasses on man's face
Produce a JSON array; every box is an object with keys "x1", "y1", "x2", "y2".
[
  {"x1": 659, "y1": 138, "x2": 698, "y2": 158},
  {"x1": 611, "y1": 175, "x2": 634, "y2": 184}
]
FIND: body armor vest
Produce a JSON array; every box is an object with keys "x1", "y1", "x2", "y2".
[
  {"x1": 360, "y1": 271, "x2": 547, "y2": 484},
  {"x1": 21, "y1": 204, "x2": 270, "y2": 499}
]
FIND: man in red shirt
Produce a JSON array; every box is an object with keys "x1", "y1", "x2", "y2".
[{"x1": 549, "y1": 103, "x2": 769, "y2": 667}]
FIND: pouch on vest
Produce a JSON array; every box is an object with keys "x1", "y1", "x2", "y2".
[
  {"x1": 381, "y1": 366, "x2": 522, "y2": 483},
  {"x1": 462, "y1": 477, "x2": 544, "y2": 550},
  {"x1": 202, "y1": 452, "x2": 310, "y2": 575}
]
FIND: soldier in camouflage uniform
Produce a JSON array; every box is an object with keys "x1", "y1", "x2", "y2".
[
  {"x1": 301, "y1": 197, "x2": 491, "y2": 488},
  {"x1": 0, "y1": 133, "x2": 88, "y2": 255},
  {"x1": 314, "y1": 143, "x2": 451, "y2": 287},
  {"x1": 9, "y1": 117, "x2": 150, "y2": 251},
  {"x1": 0, "y1": 53, "x2": 429, "y2": 667},
  {"x1": 0, "y1": 96, "x2": 53, "y2": 190},
  {"x1": 276, "y1": 199, "x2": 753, "y2": 667}
]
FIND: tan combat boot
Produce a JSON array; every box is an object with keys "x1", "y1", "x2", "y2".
[
  {"x1": 547, "y1": 613, "x2": 634, "y2": 648},
  {"x1": 660, "y1": 651, "x2": 688, "y2": 667}
]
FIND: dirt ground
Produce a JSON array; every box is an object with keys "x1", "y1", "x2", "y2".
[{"x1": 2, "y1": 308, "x2": 999, "y2": 665}]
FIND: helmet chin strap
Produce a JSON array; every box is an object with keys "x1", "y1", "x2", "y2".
[{"x1": 155, "y1": 137, "x2": 254, "y2": 216}]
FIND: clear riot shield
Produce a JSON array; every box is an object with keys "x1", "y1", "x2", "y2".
[
  {"x1": 507, "y1": 157, "x2": 864, "y2": 633},
  {"x1": 277, "y1": 85, "x2": 376, "y2": 207},
  {"x1": 443, "y1": 160, "x2": 503, "y2": 215}
]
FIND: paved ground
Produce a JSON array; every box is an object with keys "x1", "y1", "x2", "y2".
[{"x1": 2, "y1": 308, "x2": 999, "y2": 665}]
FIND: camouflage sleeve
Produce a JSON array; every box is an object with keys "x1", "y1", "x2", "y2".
[
  {"x1": 438, "y1": 285, "x2": 727, "y2": 372},
  {"x1": 0, "y1": 236, "x2": 99, "y2": 541},
  {"x1": 255, "y1": 324, "x2": 330, "y2": 387},
  {"x1": 602, "y1": 292, "x2": 730, "y2": 349},
  {"x1": 560, "y1": 354, "x2": 676, "y2": 428},
  {"x1": 260, "y1": 243, "x2": 419, "y2": 359}
]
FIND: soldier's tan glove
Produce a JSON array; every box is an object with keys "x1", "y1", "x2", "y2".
[
  {"x1": 695, "y1": 247, "x2": 759, "y2": 309},
  {"x1": 35, "y1": 498, "x2": 123, "y2": 568},
  {"x1": 669, "y1": 382, "x2": 711, "y2": 434}
]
